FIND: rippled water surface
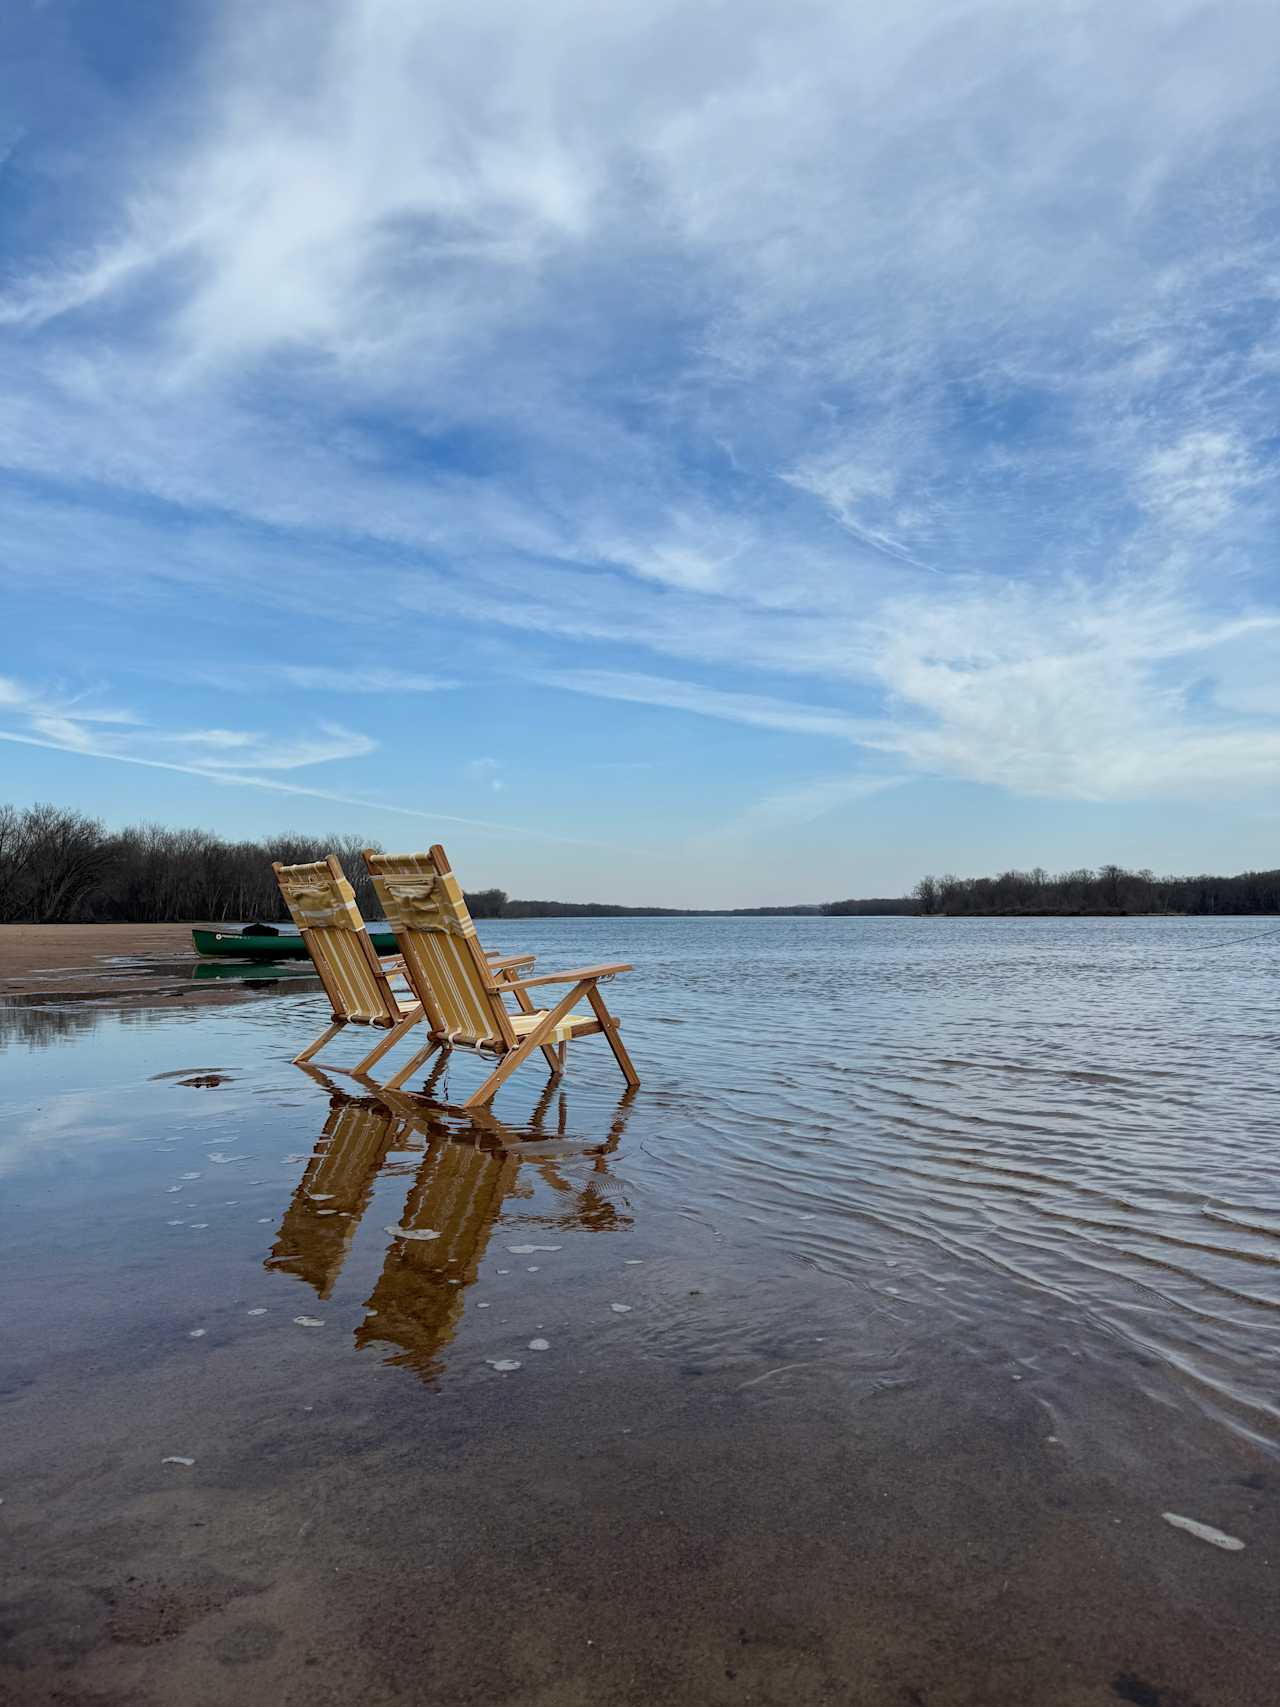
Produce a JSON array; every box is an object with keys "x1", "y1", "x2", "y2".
[{"x1": 2, "y1": 915, "x2": 1278, "y2": 1451}]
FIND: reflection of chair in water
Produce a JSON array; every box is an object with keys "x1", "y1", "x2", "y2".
[
  {"x1": 267, "y1": 1070, "x2": 638, "y2": 1382},
  {"x1": 267, "y1": 1080, "x2": 411, "y2": 1299},
  {"x1": 464, "y1": 1084, "x2": 636, "y2": 1232},
  {"x1": 357, "y1": 1086, "x2": 637, "y2": 1381},
  {"x1": 356, "y1": 1125, "x2": 519, "y2": 1381}
]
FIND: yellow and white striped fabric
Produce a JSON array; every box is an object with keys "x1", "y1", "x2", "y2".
[
  {"x1": 510, "y1": 1010, "x2": 596, "y2": 1044},
  {"x1": 366, "y1": 851, "x2": 511, "y2": 1047},
  {"x1": 274, "y1": 859, "x2": 402, "y2": 1025}
]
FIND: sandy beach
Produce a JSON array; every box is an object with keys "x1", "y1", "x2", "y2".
[{"x1": 0, "y1": 924, "x2": 305, "y2": 1006}]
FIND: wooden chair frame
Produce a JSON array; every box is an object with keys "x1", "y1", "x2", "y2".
[
  {"x1": 273, "y1": 852, "x2": 533, "y2": 1077},
  {"x1": 363, "y1": 843, "x2": 640, "y2": 1109}
]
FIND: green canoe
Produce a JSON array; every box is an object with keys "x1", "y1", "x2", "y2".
[{"x1": 192, "y1": 925, "x2": 399, "y2": 961}]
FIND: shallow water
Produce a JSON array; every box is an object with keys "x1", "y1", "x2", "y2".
[
  {"x1": 2, "y1": 915, "x2": 1278, "y2": 1445},
  {"x1": 3, "y1": 916, "x2": 1279, "y2": 1703}
]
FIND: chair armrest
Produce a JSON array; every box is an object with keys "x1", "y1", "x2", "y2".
[{"x1": 500, "y1": 962, "x2": 632, "y2": 991}]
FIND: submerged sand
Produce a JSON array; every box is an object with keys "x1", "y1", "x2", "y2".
[
  {"x1": 3, "y1": 920, "x2": 1279, "y2": 1704},
  {"x1": 6, "y1": 1242, "x2": 1277, "y2": 1707}
]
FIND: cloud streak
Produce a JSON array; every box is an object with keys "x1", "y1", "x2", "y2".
[
  {"x1": 0, "y1": 678, "x2": 604, "y2": 845},
  {"x1": 0, "y1": 0, "x2": 1277, "y2": 872}
]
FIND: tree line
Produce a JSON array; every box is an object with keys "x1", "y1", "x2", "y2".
[
  {"x1": 0, "y1": 804, "x2": 388, "y2": 925},
  {"x1": 0, "y1": 804, "x2": 1275, "y2": 924},
  {"x1": 910, "y1": 864, "x2": 1280, "y2": 916},
  {"x1": 0, "y1": 804, "x2": 739, "y2": 923},
  {"x1": 0, "y1": 803, "x2": 927, "y2": 922}
]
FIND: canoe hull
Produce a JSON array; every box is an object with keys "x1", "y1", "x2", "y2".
[{"x1": 192, "y1": 927, "x2": 399, "y2": 960}]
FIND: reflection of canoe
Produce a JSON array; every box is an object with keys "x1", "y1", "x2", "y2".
[
  {"x1": 192, "y1": 925, "x2": 398, "y2": 960},
  {"x1": 191, "y1": 959, "x2": 320, "y2": 982}
]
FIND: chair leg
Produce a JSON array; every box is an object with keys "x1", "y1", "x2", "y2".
[
  {"x1": 586, "y1": 986, "x2": 640, "y2": 1087},
  {"x1": 384, "y1": 1037, "x2": 443, "y2": 1093},
  {"x1": 461, "y1": 1045, "x2": 533, "y2": 1110},
  {"x1": 293, "y1": 1019, "x2": 346, "y2": 1065},
  {"x1": 350, "y1": 1008, "x2": 424, "y2": 1077}
]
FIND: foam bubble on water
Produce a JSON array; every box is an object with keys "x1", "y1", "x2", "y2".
[
  {"x1": 610, "y1": 1303, "x2": 633, "y2": 1314},
  {"x1": 308, "y1": 1193, "x2": 335, "y2": 1201},
  {"x1": 207, "y1": 1153, "x2": 244, "y2": 1165},
  {"x1": 293, "y1": 1315, "x2": 325, "y2": 1328},
  {"x1": 257, "y1": 1218, "x2": 271, "y2": 1224},
  {"x1": 180, "y1": 1172, "x2": 202, "y2": 1181},
  {"x1": 161, "y1": 1456, "x2": 195, "y2": 1467},
  {"x1": 223, "y1": 1200, "x2": 239, "y2": 1206},
  {"x1": 1162, "y1": 1512, "x2": 1245, "y2": 1550},
  {"x1": 507, "y1": 1244, "x2": 561, "y2": 1254},
  {"x1": 477, "y1": 1302, "x2": 490, "y2": 1309},
  {"x1": 166, "y1": 1186, "x2": 183, "y2": 1194},
  {"x1": 385, "y1": 1226, "x2": 440, "y2": 1241},
  {"x1": 528, "y1": 1338, "x2": 550, "y2": 1351},
  {"x1": 624, "y1": 1259, "x2": 643, "y2": 1265},
  {"x1": 497, "y1": 1269, "x2": 511, "y2": 1275},
  {"x1": 527, "y1": 1266, "x2": 539, "y2": 1272},
  {"x1": 167, "y1": 1219, "x2": 185, "y2": 1226},
  {"x1": 187, "y1": 1328, "x2": 206, "y2": 1339},
  {"x1": 189, "y1": 1222, "x2": 209, "y2": 1229},
  {"x1": 247, "y1": 1308, "x2": 268, "y2": 1317},
  {"x1": 486, "y1": 1358, "x2": 522, "y2": 1372}
]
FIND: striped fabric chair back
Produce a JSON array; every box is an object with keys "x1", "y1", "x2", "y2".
[
  {"x1": 273, "y1": 855, "x2": 403, "y2": 1025},
  {"x1": 363, "y1": 846, "x2": 516, "y2": 1048}
]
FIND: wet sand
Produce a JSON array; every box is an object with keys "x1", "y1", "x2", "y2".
[
  {"x1": 0, "y1": 923, "x2": 308, "y2": 1007},
  {"x1": 3, "y1": 917, "x2": 1278, "y2": 1704},
  {"x1": 7, "y1": 1316, "x2": 1278, "y2": 1706},
  {"x1": 0, "y1": 923, "x2": 195, "y2": 987}
]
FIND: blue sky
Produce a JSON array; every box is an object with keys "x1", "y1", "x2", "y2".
[{"x1": 0, "y1": 0, "x2": 1277, "y2": 907}]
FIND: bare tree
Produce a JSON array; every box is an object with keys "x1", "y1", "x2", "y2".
[{"x1": 913, "y1": 875, "x2": 939, "y2": 915}]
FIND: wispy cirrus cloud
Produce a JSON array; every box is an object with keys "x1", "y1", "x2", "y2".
[
  {"x1": 535, "y1": 670, "x2": 877, "y2": 744},
  {"x1": 0, "y1": 0, "x2": 1278, "y2": 886},
  {"x1": 539, "y1": 577, "x2": 1280, "y2": 802},
  {"x1": 0, "y1": 677, "x2": 374, "y2": 773},
  {"x1": 191, "y1": 664, "x2": 459, "y2": 695},
  {"x1": 720, "y1": 774, "x2": 909, "y2": 833},
  {"x1": 0, "y1": 676, "x2": 603, "y2": 846}
]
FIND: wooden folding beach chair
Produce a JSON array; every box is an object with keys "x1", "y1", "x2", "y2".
[
  {"x1": 364, "y1": 844, "x2": 640, "y2": 1109},
  {"x1": 273, "y1": 854, "x2": 533, "y2": 1077}
]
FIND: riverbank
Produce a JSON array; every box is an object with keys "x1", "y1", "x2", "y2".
[{"x1": 0, "y1": 923, "x2": 302, "y2": 1006}]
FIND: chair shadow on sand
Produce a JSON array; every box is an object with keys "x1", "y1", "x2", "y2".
[{"x1": 268, "y1": 1065, "x2": 636, "y2": 1382}]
